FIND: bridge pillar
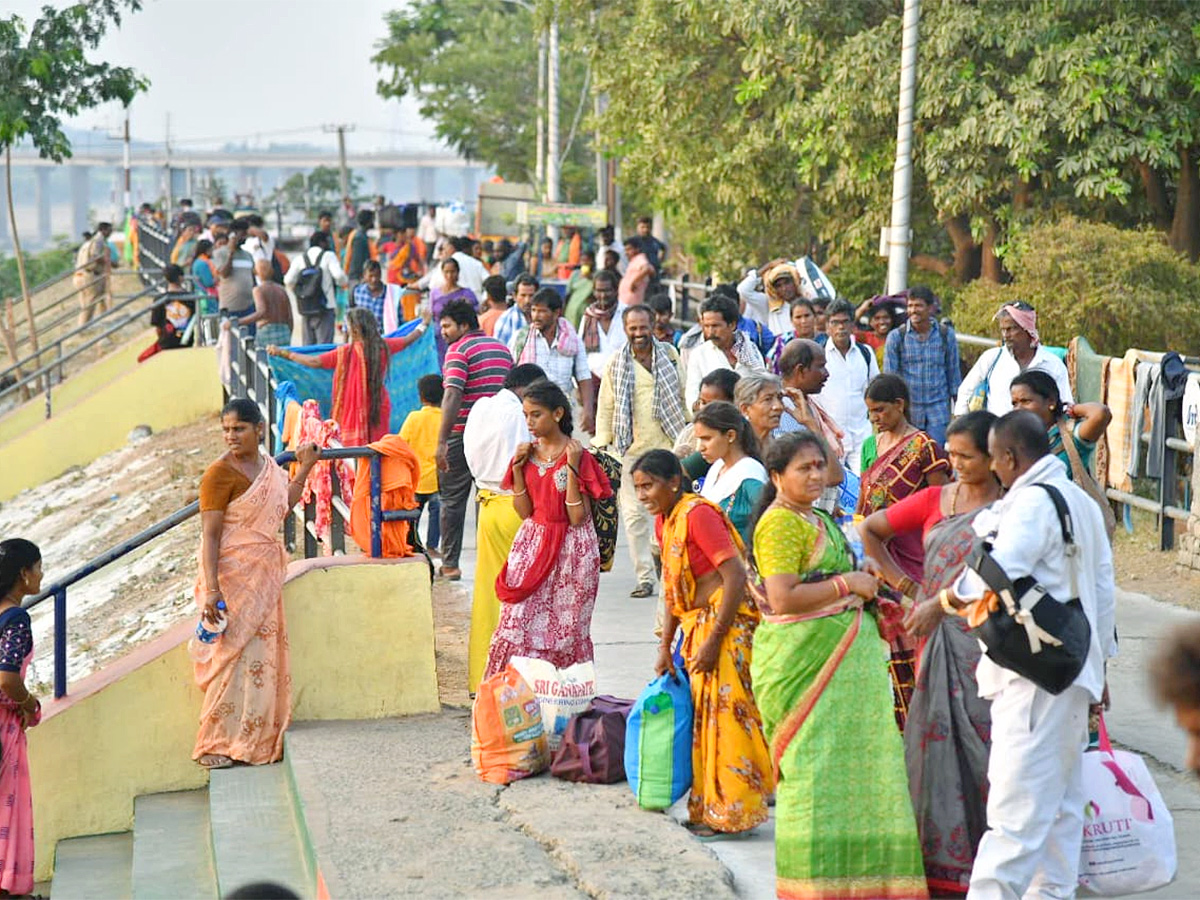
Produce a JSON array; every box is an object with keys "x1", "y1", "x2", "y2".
[
  {"x1": 417, "y1": 167, "x2": 436, "y2": 205},
  {"x1": 70, "y1": 166, "x2": 91, "y2": 239},
  {"x1": 373, "y1": 168, "x2": 389, "y2": 201},
  {"x1": 35, "y1": 168, "x2": 52, "y2": 245},
  {"x1": 460, "y1": 167, "x2": 479, "y2": 203}
]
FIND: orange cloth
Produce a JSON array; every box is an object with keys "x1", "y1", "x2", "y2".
[
  {"x1": 349, "y1": 433, "x2": 420, "y2": 557},
  {"x1": 198, "y1": 460, "x2": 252, "y2": 511}
]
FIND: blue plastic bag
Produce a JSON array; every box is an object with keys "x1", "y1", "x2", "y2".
[{"x1": 624, "y1": 670, "x2": 693, "y2": 810}]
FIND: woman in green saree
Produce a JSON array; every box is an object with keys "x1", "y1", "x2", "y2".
[{"x1": 751, "y1": 431, "x2": 928, "y2": 900}]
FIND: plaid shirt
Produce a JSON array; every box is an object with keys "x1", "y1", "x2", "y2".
[
  {"x1": 352, "y1": 282, "x2": 387, "y2": 331},
  {"x1": 883, "y1": 321, "x2": 961, "y2": 411}
]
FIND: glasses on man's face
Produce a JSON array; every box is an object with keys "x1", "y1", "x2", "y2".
[{"x1": 828, "y1": 317, "x2": 852, "y2": 329}]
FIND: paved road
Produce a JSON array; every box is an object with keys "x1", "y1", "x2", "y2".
[{"x1": 455, "y1": 501, "x2": 1200, "y2": 899}]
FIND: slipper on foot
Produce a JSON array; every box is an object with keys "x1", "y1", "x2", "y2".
[{"x1": 630, "y1": 582, "x2": 655, "y2": 598}]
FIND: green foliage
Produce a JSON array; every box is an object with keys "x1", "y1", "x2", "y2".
[
  {"x1": 0, "y1": 242, "x2": 76, "y2": 300},
  {"x1": 373, "y1": 0, "x2": 595, "y2": 201},
  {"x1": 952, "y1": 216, "x2": 1200, "y2": 356},
  {"x1": 573, "y1": 0, "x2": 1200, "y2": 275},
  {"x1": 272, "y1": 166, "x2": 363, "y2": 211},
  {"x1": 0, "y1": 1, "x2": 148, "y2": 160}
]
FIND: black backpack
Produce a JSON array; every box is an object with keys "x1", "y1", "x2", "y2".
[{"x1": 295, "y1": 249, "x2": 328, "y2": 315}]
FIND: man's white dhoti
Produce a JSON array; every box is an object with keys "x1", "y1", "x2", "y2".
[{"x1": 968, "y1": 681, "x2": 1090, "y2": 900}]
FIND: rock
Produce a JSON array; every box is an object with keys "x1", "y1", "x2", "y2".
[{"x1": 127, "y1": 424, "x2": 153, "y2": 443}]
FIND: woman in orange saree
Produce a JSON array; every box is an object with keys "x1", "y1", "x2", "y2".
[
  {"x1": 632, "y1": 449, "x2": 772, "y2": 840},
  {"x1": 193, "y1": 399, "x2": 319, "y2": 769},
  {"x1": 268, "y1": 307, "x2": 431, "y2": 447}
]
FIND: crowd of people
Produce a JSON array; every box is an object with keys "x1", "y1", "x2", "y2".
[{"x1": 22, "y1": 196, "x2": 1199, "y2": 898}]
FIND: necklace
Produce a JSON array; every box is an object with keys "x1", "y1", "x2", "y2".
[
  {"x1": 773, "y1": 496, "x2": 818, "y2": 525},
  {"x1": 950, "y1": 482, "x2": 961, "y2": 516},
  {"x1": 532, "y1": 442, "x2": 566, "y2": 476}
]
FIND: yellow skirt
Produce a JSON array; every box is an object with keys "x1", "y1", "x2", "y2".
[{"x1": 470, "y1": 490, "x2": 524, "y2": 692}]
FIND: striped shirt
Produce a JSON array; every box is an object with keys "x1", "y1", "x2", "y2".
[{"x1": 443, "y1": 331, "x2": 513, "y2": 434}]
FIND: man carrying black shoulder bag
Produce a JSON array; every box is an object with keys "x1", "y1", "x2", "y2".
[{"x1": 939, "y1": 410, "x2": 1117, "y2": 900}]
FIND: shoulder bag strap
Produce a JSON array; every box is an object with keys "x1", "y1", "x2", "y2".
[
  {"x1": 1058, "y1": 419, "x2": 1117, "y2": 540},
  {"x1": 1035, "y1": 482, "x2": 1079, "y2": 599}
]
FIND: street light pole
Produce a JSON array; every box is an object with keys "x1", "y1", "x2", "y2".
[
  {"x1": 323, "y1": 124, "x2": 356, "y2": 201},
  {"x1": 886, "y1": 0, "x2": 920, "y2": 295},
  {"x1": 546, "y1": 15, "x2": 561, "y2": 205},
  {"x1": 122, "y1": 106, "x2": 132, "y2": 218},
  {"x1": 536, "y1": 30, "x2": 546, "y2": 194}
]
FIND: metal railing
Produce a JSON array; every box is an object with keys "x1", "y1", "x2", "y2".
[
  {"x1": 0, "y1": 283, "x2": 169, "y2": 416},
  {"x1": 24, "y1": 445, "x2": 429, "y2": 700}
]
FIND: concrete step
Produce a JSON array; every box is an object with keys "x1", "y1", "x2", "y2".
[
  {"x1": 207, "y1": 764, "x2": 311, "y2": 899},
  {"x1": 132, "y1": 789, "x2": 217, "y2": 900},
  {"x1": 52, "y1": 832, "x2": 133, "y2": 900}
]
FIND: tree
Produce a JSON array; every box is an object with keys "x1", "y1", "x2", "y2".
[
  {"x1": 272, "y1": 166, "x2": 363, "y2": 214},
  {"x1": 373, "y1": 0, "x2": 596, "y2": 202},
  {"x1": 0, "y1": 0, "x2": 146, "y2": 368},
  {"x1": 576, "y1": 0, "x2": 1200, "y2": 281}
]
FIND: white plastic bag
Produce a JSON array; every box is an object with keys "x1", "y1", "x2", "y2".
[
  {"x1": 1078, "y1": 718, "x2": 1176, "y2": 896},
  {"x1": 510, "y1": 657, "x2": 596, "y2": 752}
]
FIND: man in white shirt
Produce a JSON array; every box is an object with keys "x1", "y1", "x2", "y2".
[
  {"x1": 462, "y1": 362, "x2": 544, "y2": 693},
  {"x1": 284, "y1": 231, "x2": 348, "y2": 344},
  {"x1": 944, "y1": 411, "x2": 1116, "y2": 900},
  {"x1": 418, "y1": 204, "x2": 439, "y2": 263},
  {"x1": 242, "y1": 214, "x2": 277, "y2": 283},
  {"x1": 580, "y1": 271, "x2": 627, "y2": 394},
  {"x1": 955, "y1": 301, "x2": 1073, "y2": 416},
  {"x1": 508, "y1": 287, "x2": 595, "y2": 433},
  {"x1": 594, "y1": 305, "x2": 688, "y2": 597},
  {"x1": 738, "y1": 260, "x2": 799, "y2": 337},
  {"x1": 814, "y1": 298, "x2": 879, "y2": 473},
  {"x1": 422, "y1": 236, "x2": 487, "y2": 299},
  {"x1": 684, "y1": 293, "x2": 766, "y2": 409}
]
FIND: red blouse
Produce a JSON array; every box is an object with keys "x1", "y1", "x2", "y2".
[
  {"x1": 883, "y1": 484, "x2": 948, "y2": 540},
  {"x1": 655, "y1": 502, "x2": 739, "y2": 579}
]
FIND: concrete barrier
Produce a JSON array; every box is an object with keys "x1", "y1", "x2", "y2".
[
  {"x1": 26, "y1": 555, "x2": 438, "y2": 881},
  {"x1": 0, "y1": 342, "x2": 222, "y2": 501}
]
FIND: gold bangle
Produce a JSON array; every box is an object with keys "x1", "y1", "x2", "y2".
[{"x1": 938, "y1": 589, "x2": 958, "y2": 614}]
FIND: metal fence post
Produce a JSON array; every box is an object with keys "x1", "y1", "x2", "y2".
[
  {"x1": 1161, "y1": 396, "x2": 1183, "y2": 551},
  {"x1": 370, "y1": 453, "x2": 383, "y2": 558},
  {"x1": 54, "y1": 588, "x2": 67, "y2": 699}
]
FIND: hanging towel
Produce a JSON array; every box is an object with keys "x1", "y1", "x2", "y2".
[{"x1": 349, "y1": 433, "x2": 420, "y2": 558}]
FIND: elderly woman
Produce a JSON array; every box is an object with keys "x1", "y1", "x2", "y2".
[
  {"x1": 733, "y1": 372, "x2": 785, "y2": 449},
  {"x1": 269, "y1": 307, "x2": 431, "y2": 448},
  {"x1": 194, "y1": 399, "x2": 320, "y2": 769},
  {"x1": 633, "y1": 449, "x2": 772, "y2": 840}
]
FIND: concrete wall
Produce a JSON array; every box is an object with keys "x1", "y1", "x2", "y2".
[
  {"x1": 0, "y1": 342, "x2": 222, "y2": 501},
  {"x1": 27, "y1": 556, "x2": 438, "y2": 881}
]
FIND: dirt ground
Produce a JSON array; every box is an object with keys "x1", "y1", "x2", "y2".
[
  {"x1": 432, "y1": 580, "x2": 472, "y2": 708},
  {"x1": 1113, "y1": 525, "x2": 1200, "y2": 611}
]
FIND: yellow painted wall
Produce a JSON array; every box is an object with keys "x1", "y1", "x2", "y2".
[
  {"x1": 26, "y1": 557, "x2": 438, "y2": 881},
  {"x1": 0, "y1": 344, "x2": 222, "y2": 502}
]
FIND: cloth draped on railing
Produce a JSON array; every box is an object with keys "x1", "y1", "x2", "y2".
[{"x1": 266, "y1": 321, "x2": 438, "y2": 437}]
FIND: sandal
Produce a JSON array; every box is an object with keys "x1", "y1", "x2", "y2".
[
  {"x1": 198, "y1": 754, "x2": 233, "y2": 770},
  {"x1": 684, "y1": 822, "x2": 755, "y2": 842},
  {"x1": 630, "y1": 582, "x2": 655, "y2": 598},
  {"x1": 438, "y1": 566, "x2": 462, "y2": 582}
]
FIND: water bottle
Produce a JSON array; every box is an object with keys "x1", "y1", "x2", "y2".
[
  {"x1": 840, "y1": 515, "x2": 866, "y2": 567},
  {"x1": 196, "y1": 599, "x2": 228, "y2": 644}
]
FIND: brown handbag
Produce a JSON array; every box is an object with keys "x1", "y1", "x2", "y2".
[{"x1": 550, "y1": 696, "x2": 633, "y2": 784}]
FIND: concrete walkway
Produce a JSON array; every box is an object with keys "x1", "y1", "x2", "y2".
[{"x1": 452, "y1": 501, "x2": 1200, "y2": 899}]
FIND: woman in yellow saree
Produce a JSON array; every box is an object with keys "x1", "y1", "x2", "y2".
[
  {"x1": 751, "y1": 431, "x2": 927, "y2": 899},
  {"x1": 632, "y1": 449, "x2": 772, "y2": 839}
]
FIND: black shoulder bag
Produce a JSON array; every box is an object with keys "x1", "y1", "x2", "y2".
[{"x1": 967, "y1": 483, "x2": 1092, "y2": 695}]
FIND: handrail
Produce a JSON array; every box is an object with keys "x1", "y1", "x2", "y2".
[
  {"x1": 25, "y1": 446, "x2": 422, "y2": 700},
  {"x1": 0, "y1": 283, "x2": 165, "y2": 408}
]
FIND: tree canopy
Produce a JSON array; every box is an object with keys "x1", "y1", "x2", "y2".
[
  {"x1": 373, "y1": 0, "x2": 596, "y2": 202},
  {"x1": 574, "y1": 0, "x2": 1200, "y2": 277}
]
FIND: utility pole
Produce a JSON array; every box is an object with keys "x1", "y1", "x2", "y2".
[
  {"x1": 546, "y1": 15, "x2": 561, "y2": 205},
  {"x1": 535, "y1": 31, "x2": 546, "y2": 195},
  {"x1": 122, "y1": 106, "x2": 132, "y2": 219},
  {"x1": 886, "y1": 0, "x2": 920, "y2": 295},
  {"x1": 323, "y1": 124, "x2": 356, "y2": 202},
  {"x1": 164, "y1": 112, "x2": 174, "y2": 218}
]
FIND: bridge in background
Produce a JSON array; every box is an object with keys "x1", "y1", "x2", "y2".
[{"x1": 1, "y1": 148, "x2": 490, "y2": 249}]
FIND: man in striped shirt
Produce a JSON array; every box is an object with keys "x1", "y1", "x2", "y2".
[{"x1": 436, "y1": 299, "x2": 514, "y2": 580}]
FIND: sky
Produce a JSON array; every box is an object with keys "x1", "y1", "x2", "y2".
[{"x1": 7, "y1": 0, "x2": 442, "y2": 154}]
